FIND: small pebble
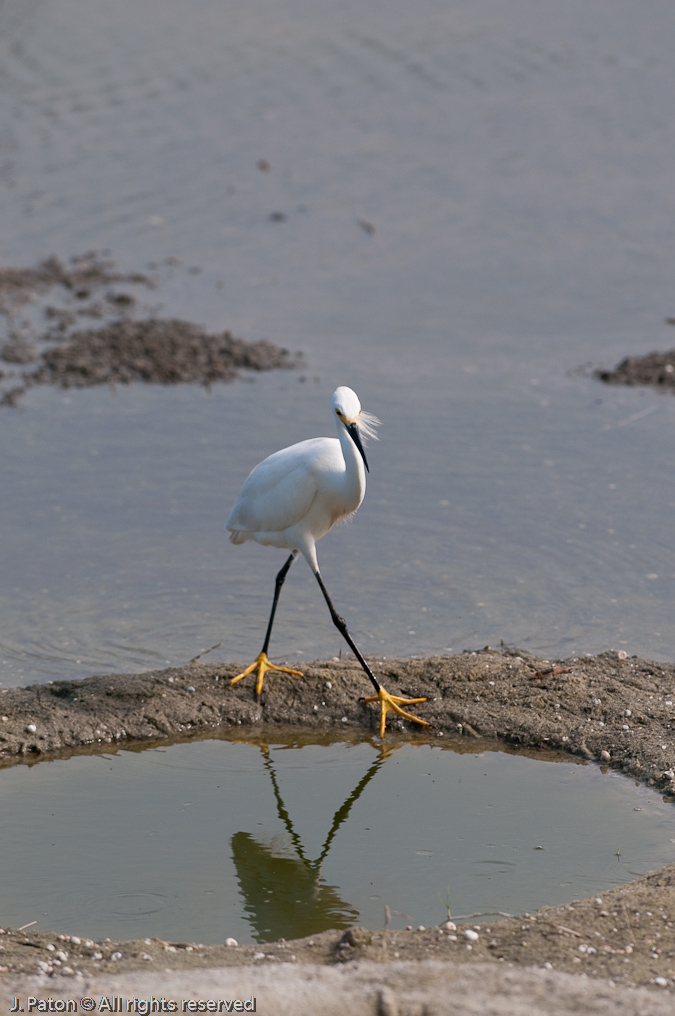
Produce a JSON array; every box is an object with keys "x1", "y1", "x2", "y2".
[
  {"x1": 186, "y1": 685, "x2": 196, "y2": 692},
  {"x1": 69, "y1": 936, "x2": 81, "y2": 945},
  {"x1": 654, "y1": 977, "x2": 668, "y2": 987},
  {"x1": 463, "y1": 929, "x2": 479, "y2": 942},
  {"x1": 601, "y1": 750, "x2": 611, "y2": 761},
  {"x1": 441, "y1": 921, "x2": 457, "y2": 931},
  {"x1": 622, "y1": 725, "x2": 629, "y2": 730},
  {"x1": 325, "y1": 682, "x2": 332, "y2": 689},
  {"x1": 25, "y1": 724, "x2": 37, "y2": 734},
  {"x1": 624, "y1": 709, "x2": 632, "y2": 717},
  {"x1": 341, "y1": 717, "x2": 347, "y2": 723},
  {"x1": 417, "y1": 925, "x2": 425, "y2": 932},
  {"x1": 594, "y1": 898, "x2": 603, "y2": 905},
  {"x1": 47, "y1": 944, "x2": 56, "y2": 952},
  {"x1": 141, "y1": 953, "x2": 153, "y2": 961},
  {"x1": 111, "y1": 951, "x2": 122, "y2": 961},
  {"x1": 92, "y1": 952, "x2": 103, "y2": 960},
  {"x1": 253, "y1": 952, "x2": 265, "y2": 960},
  {"x1": 543, "y1": 962, "x2": 553, "y2": 970},
  {"x1": 225, "y1": 938, "x2": 238, "y2": 947},
  {"x1": 617, "y1": 650, "x2": 628, "y2": 660},
  {"x1": 62, "y1": 967, "x2": 74, "y2": 976}
]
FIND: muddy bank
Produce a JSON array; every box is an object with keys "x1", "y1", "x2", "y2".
[
  {"x1": 2, "y1": 648, "x2": 675, "y2": 993},
  {"x1": 0, "y1": 254, "x2": 301, "y2": 405},
  {"x1": 596, "y1": 348, "x2": 675, "y2": 391},
  {"x1": 2, "y1": 648, "x2": 675, "y2": 795}
]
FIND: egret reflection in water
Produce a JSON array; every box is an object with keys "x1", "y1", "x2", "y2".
[{"x1": 231, "y1": 743, "x2": 396, "y2": 942}]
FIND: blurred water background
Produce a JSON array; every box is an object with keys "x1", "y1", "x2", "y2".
[{"x1": 1, "y1": 0, "x2": 675, "y2": 685}]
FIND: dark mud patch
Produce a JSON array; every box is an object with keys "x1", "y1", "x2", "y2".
[
  {"x1": 0, "y1": 254, "x2": 301, "y2": 405},
  {"x1": 2, "y1": 648, "x2": 675, "y2": 990},
  {"x1": 29, "y1": 319, "x2": 299, "y2": 390},
  {"x1": 596, "y1": 349, "x2": 675, "y2": 391}
]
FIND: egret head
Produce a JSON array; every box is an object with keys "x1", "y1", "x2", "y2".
[{"x1": 332, "y1": 386, "x2": 379, "y2": 473}]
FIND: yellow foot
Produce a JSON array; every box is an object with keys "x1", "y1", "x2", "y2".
[
  {"x1": 230, "y1": 652, "x2": 303, "y2": 697},
  {"x1": 363, "y1": 686, "x2": 430, "y2": 738}
]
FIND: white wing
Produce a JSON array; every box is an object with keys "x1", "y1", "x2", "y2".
[{"x1": 226, "y1": 437, "x2": 341, "y2": 534}]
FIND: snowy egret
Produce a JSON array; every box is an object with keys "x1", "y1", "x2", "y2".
[{"x1": 226, "y1": 386, "x2": 429, "y2": 737}]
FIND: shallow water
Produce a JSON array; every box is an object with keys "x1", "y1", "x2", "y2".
[
  {"x1": 0, "y1": 736, "x2": 673, "y2": 944},
  {"x1": 2, "y1": 0, "x2": 675, "y2": 685},
  {"x1": 1, "y1": 1, "x2": 675, "y2": 947}
]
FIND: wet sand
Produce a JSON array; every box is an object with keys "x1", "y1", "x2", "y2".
[
  {"x1": 1, "y1": 649, "x2": 675, "y2": 996},
  {"x1": 2, "y1": 648, "x2": 674, "y2": 791}
]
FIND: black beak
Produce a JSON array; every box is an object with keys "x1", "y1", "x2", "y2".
[{"x1": 347, "y1": 422, "x2": 369, "y2": 473}]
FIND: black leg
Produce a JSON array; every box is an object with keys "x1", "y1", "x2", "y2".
[
  {"x1": 313, "y1": 569, "x2": 382, "y2": 695},
  {"x1": 230, "y1": 551, "x2": 303, "y2": 695},
  {"x1": 261, "y1": 552, "x2": 297, "y2": 655}
]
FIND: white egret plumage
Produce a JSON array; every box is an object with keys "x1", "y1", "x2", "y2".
[{"x1": 226, "y1": 386, "x2": 429, "y2": 736}]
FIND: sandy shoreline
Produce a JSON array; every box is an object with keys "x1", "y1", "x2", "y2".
[
  {"x1": 2, "y1": 648, "x2": 675, "y2": 791},
  {"x1": 1, "y1": 648, "x2": 675, "y2": 1001}
]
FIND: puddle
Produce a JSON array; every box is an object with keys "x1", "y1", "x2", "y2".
[{"x1": 1, "y1": 735, "x2": 673, "y2": 944}]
